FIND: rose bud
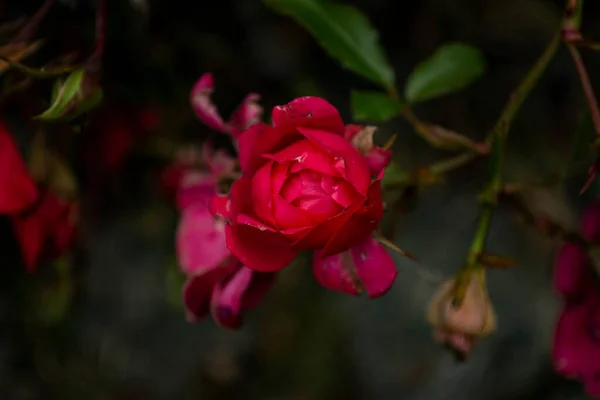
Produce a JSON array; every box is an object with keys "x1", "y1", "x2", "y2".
[{"x1": 427, "y1": 271, "x2": 496, "y2": 358}]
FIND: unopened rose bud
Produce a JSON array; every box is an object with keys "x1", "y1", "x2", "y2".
[{"x1": 427, "y1": 271, "x2": 496, "y2": 358}]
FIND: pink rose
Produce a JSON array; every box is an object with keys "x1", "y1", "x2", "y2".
[
  {"x1": 552, "y1": 201, "x2": 600, "y2": 396},
  {"x1": 213, "y1": 96, "x2": 384, "y2": 272}
]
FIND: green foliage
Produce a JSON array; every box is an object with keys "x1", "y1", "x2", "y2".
[
  {"x1": 350, "y1": 90, "x2": 404, "y2": 122},
  {"x1": 381, "y1": 161, "x2": 409, "y2": 188},
  {"x1": 265, "y1": 0, "x2": 395, "y2": 89},
  {"x1": 35, "y1": 68, "x2": 103, "y2": 121},
  {"x1": 404, "y1": 43, "x2": 485, "y2": 103}
]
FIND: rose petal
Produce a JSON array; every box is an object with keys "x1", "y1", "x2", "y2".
[
  {"x1": 321, "y1": 180, "x2": 383, "y2": 257},
  {"x1": 291, "y1": 206, "x2": 356, "y2": 251},
  {"x1": 0, "y1": 124, "x2": 38, "y2": 214},
  {"x1": 176, "y1": 204, "x2": 229, "y2": 275},
  {"x1": 226, "y1": 218, "x2": 297, "y2": 272},
  {"x1": 582, "y1": 202, "x2": 600, "y2": 242},
  {"x1": 297, "y1": 127, "x2": 371, "y2": 195},
  {"x1": 263, "y1": 139, "x2": 341, "y2": 179},
  {"x1": 273, "y1": 194, "x2": 317, "y2": 229},
  {"x1": 313, "y1": 250, "x2": 362, "y2": 296},
  {"x1": 553, "y1": 301, "x2": 592, "y2": 377},
  {"x1": 251, "y1": 161, "x2": 278, "y2": 227},
  {"x1": 238, "y1": 124, "x2": 301, "y2": 175},
  {"x1": 350, "y1": 237, "x2": 397, "y2": 298},
  {"x1": 210, "y1": 264, "x2": 252, "y2": 329},
  {"x1": 183, "y1": 265, "x2": 233, "y2": 322},
  {"x1": 271, "y1": 96, "x2": 345, "y2": 135},
  {"x1": 176, "y1": 171, "x2": 216, "y2": 210},
  {"x1": 209, "y1": 194, "x2": 232, "y2": 219},
  {"x1": 190, "y1": 73, "x2": 226, "y2": 132},
  {"x1": 554, "y1": 242, "x2": 592, "y2": 298},
  {"x1": 11, "y1": 214, "x2": 44, "y2": 272},
  {"x1": 365, "y1": 147, "x2": 392, "y2": 177},
  {"x1": 229, "y1": 93, "x2": 263, "y2": 135}
]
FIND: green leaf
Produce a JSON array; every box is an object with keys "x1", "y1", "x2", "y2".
[
  {"x1": 35, "y1": 68, "x2": 85, "y2": 120},
  {"x1": 381, "y1": 161, "x2": 408, "y2": 187},
  {"x1": 404, "y1": 43, "x2": 486, "y2": 103},
  {"x1": 265, "y1": 0, "x2": 395, "y2": 89},
  {"x1": 350, "y1": 90, "x2": 404, "y2": 122}
]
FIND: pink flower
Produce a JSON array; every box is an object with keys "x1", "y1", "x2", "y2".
[
  {"x1": 0, "y1": 120, "x2": 38, "y2": 214},
  {"x1": 344, "y1": 125, "x2": 392, "y2": 177},
  {"x1": 190, "y1": 73, "x2": 263, "y2": 138},
  {"x1": 183, "y1": 257, "x2": 275, "y2": 329},
  {"x1": 552, "y1": 201, "x2": 600, "y2": 396},
  {"x1": 213, "y1": 96, "x2": 384, "y2": 273}
]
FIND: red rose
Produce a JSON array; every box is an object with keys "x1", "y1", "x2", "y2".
[{"x1": 212, "y1": 96, "x2": 384, "y2": 272}]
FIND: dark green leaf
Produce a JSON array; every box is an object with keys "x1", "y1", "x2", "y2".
[
  {"x1": 381, "y1": 161, "x2": 408, "y2": 188},
  {"x1": 404, "y1": 43, "x2": 485, "y2": 103},
  {"x1": 350, "y1": 90, "x2": 404, "y2": 121},
  {"x1": 265, "y1": 0, "x2": 395, "y2": 89}
]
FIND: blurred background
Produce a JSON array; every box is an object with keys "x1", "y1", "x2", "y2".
[{"x1": 1, "y1": 0, "x2": 600, "y2": 398}]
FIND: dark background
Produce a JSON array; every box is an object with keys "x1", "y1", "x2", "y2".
[{"x1": 1, "y1": 0, "x2": 600, "y2": 398}]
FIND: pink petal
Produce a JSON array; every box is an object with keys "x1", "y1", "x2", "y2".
[
  {"x1": 210, "y1": 264, "x2": 251, "y2": 329},
  {"x1": 582, "y1": 202, "x2": 600, "y2": 242},
  {"x1": 190, "y1": 73, "x2": 227, "y2": 132},
  {"x1": 0, "y1": 124, "x2": 39, "y2": 214},
  {"x1": 273, "y1": 194, "x2": 317, "y2": 229},
  {"x1": 291, "y1": 206, "x2": 356, "y2": 251},
  {"x1": 251, "y1": 160, "x2": 277, "y2": 226},
  {"x1": 263, "y1": 139, "x2": 341, "y2": 178},
  {"x1": 554, "y1": 242, "x2": 592, "y2": 298},
  {"x1": 321, "y1": 180, "x2": 383, "y2": 257},
  {"x1": 176, "y1": 204, "x2": 229, "y2": 275},
  {"x1": 297, "y1": 127, "x2": 371, "y2": 195},
  {"x1": 176, "y1": 171, "x2": 216, "y2": 210},
  {"x1": 350, "y1": 237, "x2": 397, "y2": 298},
  {"x1": 271, "y1": 96, "x2": 345, "y2": 135},
  {"x1": 365, "y1": 147, "x2": 392, "y2": 177},
  {"x1": 313, "y1": 250, "x2": 362, "y2": 296},
  {"x1": 237, "y1": 123, "x2": 301, "y2": 175},
  {"x1": 11, "y1": 214, "x2": 44, "y2": 272},
  {"x1": 209, "y1": 194, "x2": 232, "y2": 219},
  {"x1": 183, "y1": 265, "x2": 233, "y2": 322},
  {"x1": 229, "y1": 93, "x2": 263, "y2": 135},
  {"x1": 226, "y1": 217, "x2": 298, "y2": 272}
]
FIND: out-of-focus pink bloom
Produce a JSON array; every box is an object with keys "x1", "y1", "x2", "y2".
[
  {"x1": 84, "y1": 105, "x2": 160, "y2": 185},
  {"x1": 344, "y1": 124, "x2": 392, "y2": 177},
  {"x1": 552, "y1": 201, "x2": 600, "y2": 396},
  {"x1": 190, "y1": 73, "x2": 263, "y2": 139},
  {"x1": 177, "y1": 204, "x2": 229, "y2": 276},
  {"x1": 0, "y1": 120, "x2": 38, "y2": 214},
  {"x1": 183, "y1": 257, "x2": 275, "y2": 329},
  {"x1": 12, "y1": 191, "x2": 78, "y2": 272},
  {"x1": 313, "y1": 236, "x2": 396, "y2": 298}
]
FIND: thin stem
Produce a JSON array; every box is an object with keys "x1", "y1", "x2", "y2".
[
  {"x1": 9, "y1": 0, "x2": 57, "y2": 44},
  {"x1": 93, "y1": 0, "x2": 107, "y2": 59},
  {"x1": 567, "y1": 45, "x2": 600, "y2": 134},
  {"x1": 429, "y1": 152, "x2": 478, "y2": 176},
  {"x1": 486, "y1": 32, "x2": 561, "y2": 145},
  {"x1": 450, "y1": 31, "x2": 562, "y2": 307}
]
